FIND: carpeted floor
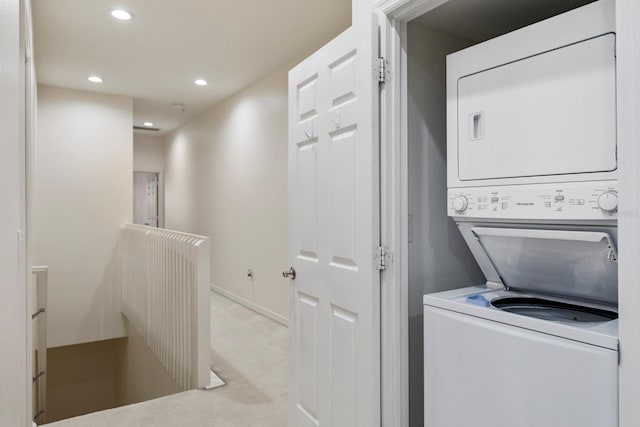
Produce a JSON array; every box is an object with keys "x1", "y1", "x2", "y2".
[{"x1": 45, "y1": 292, "x2": 288, "y2": 427}]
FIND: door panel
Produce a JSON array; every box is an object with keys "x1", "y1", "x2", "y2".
[
  {"x1": 295, "y1": 141, "x2": 319, "y2": 261},
  {"x1": 288, "y1": 22, "x2": 380, "y2": 427},
  {"x1": 330, "y1": 304, "x2": 357, "y2": 427},
  {"x1": 329, "y1": 50, "x2": 357, "y2": 107},
  {"x1": 296, "y1": 291, "x2": 320, "y2": 426},
  {"x1": 329, "y1": 127, "x2": 357, "y2": 269},
  {"x1": 294, "y1": 74, "x2": 320, "y2": 153}
]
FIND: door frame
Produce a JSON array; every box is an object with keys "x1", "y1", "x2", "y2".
[
  {"x1": 1, "y1": 0, "x2": 33, "y2": 425},
  {"x1": 373, "y1": 0, "x2": 640, "y2": 426},
  {"x1": 613, "y1": 1, "x2": 640, "y2": 425},
  {"x1": 375, "y1": 2, "x2": 447, "y2": 425}
]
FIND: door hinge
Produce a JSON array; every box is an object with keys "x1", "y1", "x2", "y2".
[
  {"x1": 376, "y1": 57, "x2": 389, "y2": 84},
  {"x1": 375, "y1": 246, "x2": 390, "y2": 270}
]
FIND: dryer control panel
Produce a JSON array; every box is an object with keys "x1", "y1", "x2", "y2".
[{"x1": 448, "y1": 181, "x2": 618, "y2": 220}]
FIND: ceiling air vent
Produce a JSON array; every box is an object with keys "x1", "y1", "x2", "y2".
[{"x1": 133, "y1": 125, "x2": 160, "y2": 132}]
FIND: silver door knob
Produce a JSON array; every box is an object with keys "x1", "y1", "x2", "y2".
[{"x1": 282, "y1": 267, "x2": 296, "y2": 280}]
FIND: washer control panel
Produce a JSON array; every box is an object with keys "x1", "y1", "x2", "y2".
[{"x1": 448, "y1": 181, "x2": 618, "y2": 220}]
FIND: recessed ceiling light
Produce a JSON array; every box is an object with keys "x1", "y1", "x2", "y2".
[
  {"x1": 88, "y1": 76, "x2": 103, "y2": 83},
  {"x1": 143, "y1": 122, "x2": 154, "y2": 127},
  {"x1": 194, "y1": 79, "x2": 208, "y2": 86},
  {"x1": 111, "y1": 9, "x2": 133, "y2": 20}
]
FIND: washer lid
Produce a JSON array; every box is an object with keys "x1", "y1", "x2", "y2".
[{"x1": 471, "y1": 228, "x2": 618, "y2": 304}]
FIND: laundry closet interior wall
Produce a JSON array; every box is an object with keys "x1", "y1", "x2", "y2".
[
  {"x1": 405, "y1": 0, "x2": 597, "y2": 424},
  {"x1": 406, "y1": 20, "x2": 483, "y2": 426}
]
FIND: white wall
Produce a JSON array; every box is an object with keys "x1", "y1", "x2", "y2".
[
  {"x1": 0, "y1": 0, "x2": 30, "y2": 425},
  {"x1": 35, "y1": 85, "x2": 133, "y2": 348},
  {"x1": 406, "y1": 22, "x2": 484, "y2": 426},
  {"x1": 164, "y1": 60, "x2": 297, "y2": 323},
  {"x1": 133, "y1": 133, "x2": 165, "y2": 227}
]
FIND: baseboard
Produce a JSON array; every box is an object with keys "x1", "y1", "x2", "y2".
[{"x1": 210, "y1": 284, "x2": 288, "y2": 327}]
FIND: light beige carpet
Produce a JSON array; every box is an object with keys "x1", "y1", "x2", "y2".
[{"x1": 45, "y1": 292, "x2": 288, "y2": 427}]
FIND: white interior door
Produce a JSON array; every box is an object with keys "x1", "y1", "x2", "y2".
[
  {"x1": 133, "y1": 172, "x2": 158, "y2": 227},
  {"x1": 287, "y1": 23, "x2": 381, "y2": 427}
]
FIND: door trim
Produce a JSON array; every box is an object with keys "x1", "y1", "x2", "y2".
[
  {"x1": 377, "y1": 3, "x2": 460, "y2": 425},
  {"x1": 615, "y1": 1, "x2": 640, "y2": 426}
]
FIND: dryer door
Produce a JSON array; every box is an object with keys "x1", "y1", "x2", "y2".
[{"x1": 457, "y1": 33, "x2": 617, "y2": 181}]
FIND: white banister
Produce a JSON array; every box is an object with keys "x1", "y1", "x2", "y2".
[
  {"x1": 121, "y1": 224, "x2": 211, "y2": 390},
  {"x1": 31, "y1": 265, "x2": 48, "y2": 424}
]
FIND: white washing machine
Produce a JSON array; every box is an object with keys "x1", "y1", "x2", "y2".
[
  {"x1": 423, "y1": 223, "x2": 619, "y2": 427},
  {"x1": 424, "y1": 1, "x2": 620, "y2": 426}
]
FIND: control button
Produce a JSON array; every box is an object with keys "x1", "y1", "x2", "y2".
[
  {"x1": 452, "y1": 196, "x2": 469, "y2": 213},
  {"x1": 490, "y1": 196, "x2": 499, "y2": 203},
  {"x1": 554, "y1": 195, "x2": 565, "y2": 202},
  {"x1": 597, "y1": 191, "x2": 618, "y2": 213}
]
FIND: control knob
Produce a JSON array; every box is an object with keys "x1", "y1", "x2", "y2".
[
  {"x1": 452, "y1": 195, "x2": 469, "y2": 213},
  {"x1": 597, "y1": 190, "x2": 618, "y2": 213}
]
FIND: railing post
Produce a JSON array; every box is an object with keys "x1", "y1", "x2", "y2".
[{"x1": 195, "y1": 238, "x2": 211, "y2": 389}]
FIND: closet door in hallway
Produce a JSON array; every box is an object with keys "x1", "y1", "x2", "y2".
[
  {"x1": 287, "y1": 22, "x2": 381, "y2": 427},
  {"x1": 133, "y1": 172, "x2": 158, "y2": 227}
]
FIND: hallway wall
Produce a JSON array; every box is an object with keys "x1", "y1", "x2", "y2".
[
  {"x1": 35, "y1": 85, "x2": 133, "y2": 347},
  {"x1": 164, "y1": 60, "x2": 298, "y2": 323}
]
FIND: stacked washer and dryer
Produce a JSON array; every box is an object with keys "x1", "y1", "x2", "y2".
[{"x1": 423, "y1": 1, "x2": 620, "y2": 426}]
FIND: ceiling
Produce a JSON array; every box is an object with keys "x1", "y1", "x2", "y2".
[
  {"x1": 415, "y1": 0, "x2": 595, "y2": 43},
  {"x1": 33, "y1": 0, "x2": 352, "y2": 135}
]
